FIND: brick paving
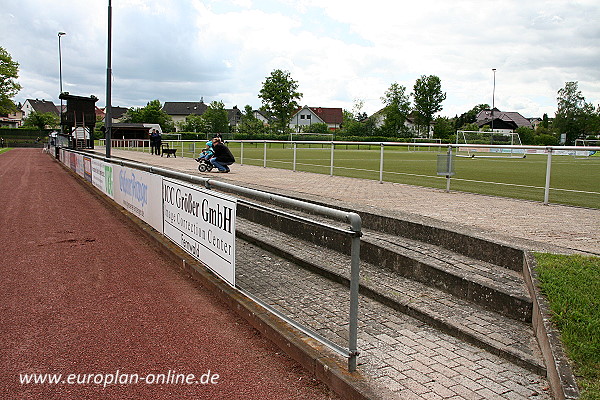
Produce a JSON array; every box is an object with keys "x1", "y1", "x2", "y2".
[{"x1": 94, "y1": 148, "x2": 599, "y2": 399}]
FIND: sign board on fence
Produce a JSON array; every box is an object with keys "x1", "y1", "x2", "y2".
[
  {"x1": 162, "y1": 178, "x2": 237, "y2": 286},
  {"x1": 112, "y1": 165, "x2": 163, "y2": 232}
]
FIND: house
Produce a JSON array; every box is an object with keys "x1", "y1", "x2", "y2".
[
  {"x1": 227, "y1": 106, "x2": 242, "y2": 128},
  {"x1": 476, "y1": 108, "x2": 533, "y2": 131},
  {"x1": 252, "y1": 109, "x2": 273, "y2": 125},
  {"x1": 102, "y1": 106, "x2": 129, "y2": 123},
  {"x1": 0, "y1": 106, "x2": 23, "y2": 128},
  {"x1": 21, "y1": 99, "x2": 60, "y2": 119},
  {"x1": 162, "y1": 100, "x2": 208, "y2": 130},
  {"x1": 162, "y1": 100, "x2": 243, "y2": 131},
  {"x1": 289, "y1": 106, "x2": 343, "y2": 132}
]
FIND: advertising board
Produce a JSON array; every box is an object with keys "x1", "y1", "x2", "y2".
[
  {"x1": 162, "y1": 178, "x2": 237, "y2": 286},
  {"x1": 112, "y1": 165, "x2": 163, "y2": 232}
]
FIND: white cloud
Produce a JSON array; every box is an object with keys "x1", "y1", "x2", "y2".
[{"x1": 1, "y1": 0, "x2": 599, "y2": 118}]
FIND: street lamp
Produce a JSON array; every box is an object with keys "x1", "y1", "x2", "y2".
[
  {"x1": 58, "y1": 32, "x2": 66, "y2": 131},
  {"x1": 491, "y1": 68, "x2": 496, "y2": 134}
]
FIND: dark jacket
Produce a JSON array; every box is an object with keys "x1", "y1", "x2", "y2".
[{"x1": 212, "y1": 142, "x2": 235, "y2": 163}]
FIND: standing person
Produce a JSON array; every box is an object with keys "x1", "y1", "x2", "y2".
[
  {"x1": 149, "y1": 130, "x2": 157, "y2": 155},
  {"x1": 154, "y1": 130, "x2": 162, "y2": 156},
  {"x1": 209, "y1": 137, "x2": 235, "y2": 172}
]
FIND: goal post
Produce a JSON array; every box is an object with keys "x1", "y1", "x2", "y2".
[
  {"x1": 456, "y1": 130, "x2": 526, "y2": 158},
  {"x1": 408, "y1": 137, "x2": 443, "y2": 152},
  {"x1": 574, "y1": 139, "x2": 600, "y2": 158}
]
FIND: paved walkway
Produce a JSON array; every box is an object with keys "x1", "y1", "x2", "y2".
[
  {"x1": 0, "y1": 149, "x2": 340, "y2": 400},
  {"x1": 101, "y1": 147, "x2": 600, "y2": 256}
]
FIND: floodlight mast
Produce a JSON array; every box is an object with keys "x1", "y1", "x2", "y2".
[
  {"x1": 105, "y1": 0, "x2": 112, "y2": 158},
  {"x1": 58, "y1": 32, "x2": 66, "y2": 131},
  {"x1": 491, "y1": 68, "x2": 496, "y2": 136}
]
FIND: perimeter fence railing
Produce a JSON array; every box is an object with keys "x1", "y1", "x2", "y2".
[
  {"x1": 98, "y1": 139, "x2": 600, "y2": 208},
  {"x1": 55, "y1": 145, "x2": 362, "y2": 372}
]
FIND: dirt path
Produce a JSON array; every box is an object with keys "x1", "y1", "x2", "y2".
[{"x1": 0, "y1": 149, "x2": 339, "y2": 400}]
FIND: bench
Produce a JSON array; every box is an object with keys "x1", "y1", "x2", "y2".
[{"x1": 161, "y1": 143, "x2": 177, "y2": 158}]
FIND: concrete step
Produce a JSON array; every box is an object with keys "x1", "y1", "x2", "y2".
[
  {"x1": 237, "y1": 200, "x2": 533, "y2": 322},
  {"x1": 236, "y1": 218, "x2": 546, "y2": 375}
]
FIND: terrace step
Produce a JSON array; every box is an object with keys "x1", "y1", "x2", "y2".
[
  {"x1": 237, "y1": 200, "x2": 533, "y2": 322},
  {"x1": 236, "y1": 218, "x2": 546, "y2": 375}
]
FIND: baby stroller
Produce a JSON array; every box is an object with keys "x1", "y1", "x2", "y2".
[
  {"x1": 196, "y1": 147, "x2": 214, "y2": 172},
  {"x1": 196, "y1": 157, "x2": 214, "y2": 172}
]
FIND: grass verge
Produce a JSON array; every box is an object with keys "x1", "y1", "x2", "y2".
[{"x1": 535, "y1": 253, "x2": 600, "y2": 400}]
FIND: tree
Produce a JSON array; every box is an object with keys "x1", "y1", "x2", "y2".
[
  {"x1": 301, "y1": 123, "x2": 329, "y2": 133},
  {"x1": 412, "y1": 75, "x2": 446, "y2": 136},
  {"x1": 22, "y1": 111, "x2": 59, "y2": 130},
  {"x1": 122, "y1": 99, "x2": 174, "y2": 132},
  {"x1": 455, "y1": 104, "x2": 489, "y2": 130},
  {"x1": 236, "y1": 105, "x2": 268, "y2": 136},
  {"x1": 554, "y1": 81, "x2": 595, "y2": 145},
  {"x1": 177, "y1": 114, "x2": 208, "y2": 133},
  {"x1": 202, "y1": 101, "x2": 230, "y2": 133},
  {"x1": 541, "y1": 113, "x2": 549, "y2": 129},
  {"x1": 258, "y1": 69, "x2": 302, "y2": 133},
  {"x1": 380, "y1": 82, "x2": 411, "y2": 137},
  {"x1": 433, "y1": 116, "x2": 454, "y2": 139},
  {"x1": 0, "y1": 47, "x2": 22, "y2": 114}
]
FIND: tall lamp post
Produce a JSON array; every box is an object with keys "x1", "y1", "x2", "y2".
[
  {"x1": 491, "y1": 68, "x2": 496, "y2": 134},
  {"x1": 105, "y1": 0, "x2": 113, "y2": 158},
  {"x1": 58, "y1": 32, "x2": 66, "y2": 131}
]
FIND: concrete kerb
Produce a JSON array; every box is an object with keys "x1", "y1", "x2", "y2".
[
  {"x1": 523, "y1": 252, "x2": 580, "y2": 400},
  {"x1": 55, "y1": 157, "x2": 385, "y2": 400}
]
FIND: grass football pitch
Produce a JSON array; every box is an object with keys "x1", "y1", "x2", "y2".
[
  {"x1": 225, "y1": 142, "x2": 599, "y2": 209},
  {"x1": 114, "y1": 141, "x2": 599, "y2": 209}
]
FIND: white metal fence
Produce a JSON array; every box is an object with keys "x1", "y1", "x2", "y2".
[{"x1": 98, "y1": 139, "x2": 600, "y2": 207}]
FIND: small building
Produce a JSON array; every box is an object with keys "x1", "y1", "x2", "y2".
[
  {"x1": 0, "y1": 107, "x2": 23, "y2": 128},
  {"x1": 21, "y1": 99, "x2": 60, "y2": 119},
  {"x1": 59, "y1": 93, "x2": 98, "y2": 149},
  {"x1": 108, "y1": 123, "x2": 161, "y2": 140},
  {"x1": 476, "y1": 108, "x2": 533, "y2": 131},
  {"x1": 289, "y1": 106, "x2": 343, "y2": 132},
  {"x1": 101, "y1": 106, "x2": 129, "y2": 123},
  {"x1": 163, "y1": 100, "x2": 208, "y2": 131}
]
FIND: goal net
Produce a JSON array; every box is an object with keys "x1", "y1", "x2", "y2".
[
  {"x1": 574, "y1": 139, "x2": 600, "y2": 158},
  {"x1": 456, "y1": 131, "x2": 526, "y2": 158}
]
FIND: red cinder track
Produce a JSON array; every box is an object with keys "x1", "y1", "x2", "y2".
[{"x1": 0, "y1": 149, "x2": 340, "y2": 400}]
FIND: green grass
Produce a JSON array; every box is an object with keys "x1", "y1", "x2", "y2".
[
  {"x1": 103, "y1": 141, "x2": 600, "y2": 208},
  {"x1": 536, "y1": 253, "x2": 600, "y2": 400},
  {"x1": 229, "y1": 143, "x2": 600, "y2": 208},
  {"x1": 0, "y1": 148, "x2": 11, "y2": 155}
]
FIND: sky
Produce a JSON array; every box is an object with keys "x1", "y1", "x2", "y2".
[{"x1": 2, "y1": 0, "x2": 599, "y2": 119}]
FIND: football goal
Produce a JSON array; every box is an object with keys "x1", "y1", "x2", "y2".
[
  {"x1": 408, "y1": 137, "x2": 443, "y2": 152},
  {"x1": 456, "y1": 131, "x2": 526, "y2": 158},
  {"x1": 574, "y1": 139, "x2": 600, "y2": 158}
]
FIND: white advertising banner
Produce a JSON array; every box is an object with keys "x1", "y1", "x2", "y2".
[
  {"x1": 75, "y1": 153, "x2": 85, "y2": 177},
  {"x1": 162, "y1": 178, "x2": 236, "y2": 286},
  {"x1": 113, "y1": 165, "x2": 163, "y2": 232},
  {"x1": 91, "y1": 158, "x2": 114, "y2": 199}
]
